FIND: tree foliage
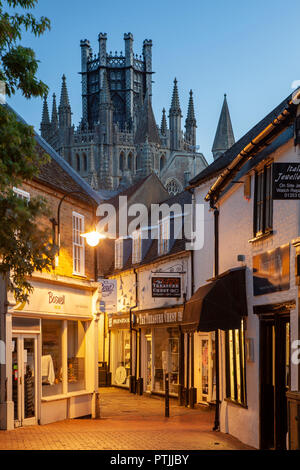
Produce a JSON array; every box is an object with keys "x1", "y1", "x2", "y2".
[{"x1": 0, "y1": 1, "x2": 55, "y2": 302}]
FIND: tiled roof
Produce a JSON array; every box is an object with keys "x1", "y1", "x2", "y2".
[{"x1": 5, "y1": 103, "x2": 102, "y2": 205}]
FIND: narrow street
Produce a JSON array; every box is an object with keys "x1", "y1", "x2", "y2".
[{"x1": 0, "y1": 388, "x2": 253, "y2": 450}]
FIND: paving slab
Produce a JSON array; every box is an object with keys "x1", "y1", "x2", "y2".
[{"x1": 0, "y1": 387, "x2": 254, "y2": 450}]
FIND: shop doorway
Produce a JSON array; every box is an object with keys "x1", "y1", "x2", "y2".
[
  {"x1": 195, "y1": 333, "x2": 215, "y2": 404},
  {"x1": 260, "y1": 314, "x2": 290, "y2": 449},
  {"x1": 145, "y1": 333, "x2": 152, "y2": 392},
  {"x1": 12, "y1": 335, "x2": 38, "y2": 427}
]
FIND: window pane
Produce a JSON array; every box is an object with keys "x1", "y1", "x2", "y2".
[
  {"x1": 234, "y1": 329, "x2": 241, "y2": 403},
  {"x1": 68, "y1": 320, "x2": 86, "y2": 392},
  {"x1": 228, "y1": 330, "x2": 235, "y2": 401},
  {"x1": 42, "y1": 320, "x2": 63, "y2": 397}
]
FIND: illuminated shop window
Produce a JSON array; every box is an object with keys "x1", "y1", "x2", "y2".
[{"x1": 225, "y1": 320, "x2": 247, "y2": 406}]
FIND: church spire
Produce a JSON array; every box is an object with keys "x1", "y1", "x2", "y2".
[
  {"x1": 58, "y1": 74, "x2": 72, "y2": 128},
  {"x1": 51, "y1": 93, "x2": 58, "y2": 130},
  {"x1": 169, "y1": 78, "x2": 182, "y2": 116},
  {"x1": 169, "y1": 78, "x2": 182, "y2": 150},
  {"x1": 185, "y1": 90, "x2": 197, "y2": 148},
  {"x1": 160, "y1": 108, "x2": 167, "y2": 135},
  {"x1": 134, "y1": 89, "x2": 161, "y2": 145},
  {"x1": 212, "y1": 94, "x2": 235, "y2": 160},
  {"x1": 40, "y1": 94, "x2": 51, "y2": 138}
]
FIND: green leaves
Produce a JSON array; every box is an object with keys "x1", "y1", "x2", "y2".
[
  {"x1": 0, "y1": 1, "x2": 54, "y2": 302},
  {"x1": 0, "y1": 0, "x2": 50, "y2": 98}
]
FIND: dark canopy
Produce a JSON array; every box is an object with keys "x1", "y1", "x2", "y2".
[{"x1": 183, "y1": 267, "x2": 247, "y2": 332}]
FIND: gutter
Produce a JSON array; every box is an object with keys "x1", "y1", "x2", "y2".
[{"x1": 204, "y1": 92, "x2": 300, "y2": 204}]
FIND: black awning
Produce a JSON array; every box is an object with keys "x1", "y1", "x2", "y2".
[{"x1": 183, "y1": 267, "x2": 247, "y2": 332}]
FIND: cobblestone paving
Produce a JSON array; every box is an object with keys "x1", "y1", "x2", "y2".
[{"x1": 0, "y1": 388, "x2": 253, "y2": 450}]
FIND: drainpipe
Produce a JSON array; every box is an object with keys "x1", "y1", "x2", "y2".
[
  {"x1": 129, "y1": 268, "x2": 139, "y2": 393},
  {"x1": 212, "y1": 203, "x2": 220, "y2": 432}
]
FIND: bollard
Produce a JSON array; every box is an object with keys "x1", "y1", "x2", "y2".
[
  {"x1": 165, "y1": 373, "x2": 169, "y2": 418},
  {"x1": 95, "y1": 391, "x2": 101, "y2": 419}
]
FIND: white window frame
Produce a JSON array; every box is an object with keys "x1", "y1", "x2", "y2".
[
  {"x1": 132, "y1": 229, "x2": 142, "y2": 264},
  {"x1": 72, "y1": 211, "x2": 85, "y2": 275},
  {"x1": 115, "y1": 238, "x2": 124, "y2": 269},
  {"x1": 158, "y1": 217, "x2": 170, "y2": 256},
  {"x1": 13, "y1": 187, "x2": 30, "y2": 202}
]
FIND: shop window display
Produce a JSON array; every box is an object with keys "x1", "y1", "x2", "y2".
[
  {"x1": 153, "y1": 328, "x2": 179, "y2": 395},
  {"x1": 68, "y1": 320, "x2": 86, "y2": 392},
  {"x1": 42, "y1": 320, "x2": 63, "y2": 397},
  {"x1": 114, "y1": 330, "x2": 131, "y2": 386}
]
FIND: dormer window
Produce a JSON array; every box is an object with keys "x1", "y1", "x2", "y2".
[
  {"x1": 158, "y1": 217, "x2": 170, "y2": 256},
  {"x1": 132, "y1": 230, "x2": 142, "y2": 264},
  {"x1": 115, "y1": 238, "x2": 124, "y2": 269}
]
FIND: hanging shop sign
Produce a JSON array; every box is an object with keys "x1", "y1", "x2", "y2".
[
  {"x1": 151, "y1": 277, "x2": 181, "y2": 298},
  {"x1": 98, "y1": 279, "x2": 117, "y2": 313},
  {"x1": 253, "y1": 243, "x2": 290, "y2": 296},
  {"x1": 272, "y1": 163, "x2": 300, "y2": 200}
]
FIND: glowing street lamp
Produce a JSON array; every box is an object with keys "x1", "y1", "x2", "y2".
[{"x1": 80, "y1": 230, "x2": 105, "y2": 247}]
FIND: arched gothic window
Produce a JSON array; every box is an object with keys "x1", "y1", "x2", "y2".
[
  {"x1": 76, "y1": 154, "x2": 81, "y2": 172},
  {"x1": 119, "y1": 152, "x2": 124, "y2": 172},
  {"x1": 165, "y1": 178, "x2": 182, "y2": 196},
  {"x1": 160, "y1": 154, "x2": 166, "y2": 172},
  {"x1": 136, "y1": 153, "x2": 141, "y2": 170},
  {"x1": 83, "y1": 153, "x2": 88, "y2": 172},
  {"x1": 128, "y1": 152, "x2": 133, "y2": 170}
]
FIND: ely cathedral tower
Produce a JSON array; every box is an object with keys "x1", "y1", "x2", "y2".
[{"x1": 40, "y1": 33, "x2": 215, "y2": 194}]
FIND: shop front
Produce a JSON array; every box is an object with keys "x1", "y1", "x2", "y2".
[
  {"x1": 6, "y1": 280, "x2": 98, "y2": 428},
  {"x1": 136, "y1": 306, "x2": 184, "y2": 397},
  {"x1": 108, "y1": 314, "x2": 132, "y2": 389}
]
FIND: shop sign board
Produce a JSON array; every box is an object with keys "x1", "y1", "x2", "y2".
[
  {"x1": 151, "y1": 277, "x2": 181, "y2": 298},
  {"x1": 272, "y1": 163, "x2": 300, "y2": 200},
  {"x1": 108, "y1": 314, "x2": 130, "y2": 329},
  {"x1": 136, "y1": 309, "x2": 183, "y2": 326},
  {"x1": 98, "y1": 279, "x2": 117, "y2": 313},
  {"x1": 11, "y1": 281, "x2": 92, "y2": 316},
  {"x1": 253, "y1": 244, "x2": 290, "y2": 296}
]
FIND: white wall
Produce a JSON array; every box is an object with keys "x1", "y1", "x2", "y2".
[{"x1": 193, "y1": 138, "x2": 300, "y2": 449}]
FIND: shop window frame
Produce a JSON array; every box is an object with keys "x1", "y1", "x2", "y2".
[
  {"x1": 72, "y1": 211, "x2": 85, "y2": 276},
  {"x1": 224, "y1": 321, "x2": 247, "y2": 408},
  {"x1": 253, "y1": 163, "x2": 273, "y2": 239}
]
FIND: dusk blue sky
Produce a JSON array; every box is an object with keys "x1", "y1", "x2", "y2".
[{"x1": 8, "y1": 0, "x2": 300, "y2": 164}]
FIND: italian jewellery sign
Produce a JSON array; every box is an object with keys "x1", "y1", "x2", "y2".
[
  {"x1": 151, "y1": 276, "x2": 181, "y2": 298},
  {"x1": 272, "y1": 163, "x2": 300, "y2": 199}
]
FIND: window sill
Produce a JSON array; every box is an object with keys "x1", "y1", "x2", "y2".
[
  {"x1": 248, "y1": 230, "x2": 273, "y2": 244},
  {"x1": 224, "y1": 397, "x2": 248, "y2": 409},
  {"x1": 72, "y1": 272, "x2": 87, "y2": 278},
  {"x1": 41, "y1": 390, "x2": 92, "y2": 402}
]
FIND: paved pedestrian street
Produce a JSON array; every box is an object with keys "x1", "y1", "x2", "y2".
[{"x1": 0, "y1": 388, "x2": 253, "y2": 450}]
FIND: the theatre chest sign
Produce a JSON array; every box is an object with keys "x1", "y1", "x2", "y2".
[
  {"x1": 273, "y1": 163, "x2": 300, "y2": 199},
  {"x1": 151, "y1": 276, "x2": 181, "y2": 298}
]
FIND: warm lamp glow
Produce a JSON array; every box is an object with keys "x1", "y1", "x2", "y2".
[{"x1": 80, "y1": 230, "x2": 105, "y2": 247}]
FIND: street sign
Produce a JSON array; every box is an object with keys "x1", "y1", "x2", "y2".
[{"x1": 272, "y1": 162, "x2": 300, "y2": 200}]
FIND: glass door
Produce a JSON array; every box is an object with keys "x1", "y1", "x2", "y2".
[{"x1": 12, "y1": 335, "x2": 37, "y2": 427}]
